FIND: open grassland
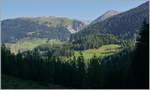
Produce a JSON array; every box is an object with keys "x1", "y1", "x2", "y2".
[
  {"x1": 74, "y1": 44, "x2": 122, "y2": 60},
  {"x1": 6, "y1": 39, "x2": 122, "y2": 60},
  {"x1": 6, "y1": 38, "x2": 63, "y2": 54}
]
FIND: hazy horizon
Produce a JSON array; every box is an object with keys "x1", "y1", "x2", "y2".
[{"x1": 2, "y1": 0, "x2": 148, "y2": 21}]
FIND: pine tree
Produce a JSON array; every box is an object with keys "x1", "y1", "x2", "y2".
[
  {"x1": 76, "y1": 52, "x2": 86, "y2": 88},
  {"x1": 87, "y1": 56, "x2": 102, "y2": 88},
  {"x1": 130, "y1": 21, "x2": 149, "y2": 88}
]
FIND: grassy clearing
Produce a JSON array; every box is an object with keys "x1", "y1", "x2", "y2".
[
  {"x1": 6, "y1": 39, "x2": 122, "y2": 61},
  {"x1": 1, "y1": 75, "x2": 66, "y2": 89},
  {"x1": 74, "y1": 44, "x2": 122, "y2": 60},
  {"x1": 6, "y1": 38, "x2": 63, "y2": 54}
]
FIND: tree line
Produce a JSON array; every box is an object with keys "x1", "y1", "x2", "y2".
[
  {"x1": 70, "y1": 33, "x2": 120, "y2": 50},
  {"x1": 1, "y1": 22, "x2": 149, "y2": 89},
  {"x1": 1, "y1": 43, "x2": 132, "y2": 88}
]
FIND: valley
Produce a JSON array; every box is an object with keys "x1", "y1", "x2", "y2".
[
  {"x1": 6, "y1": 38, "x2": 122, "y2": 61},
  {"x1": 1, "y1": 1, "x2": 149, "y2": 89}
]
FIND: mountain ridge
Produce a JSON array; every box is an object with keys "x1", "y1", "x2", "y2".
[
  {"x1": 2, "y1": 16, "x2": 86, "y2": 43},
  {"x1": 73, "y1": 1, "x2": 149, "y2": 40},
  {"x1": 91, "y1": 10, "x2": 120, "y2": 24}
]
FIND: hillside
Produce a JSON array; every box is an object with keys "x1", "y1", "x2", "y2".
[
  {"x1": 74, "y1": 44, "x2": 121, "y2": 60},
  {"x1": 5, "y1": 39, "x2": 64, "y2": 54},
  {"x1": 2, "y1": 16, "x2": 86, "y2": 43},
  {"x1": 71, "y1": 1, "x2": 149, "y2": 42},
  {"x1": 91, "y1": 10, "x2": 120, "y2": 24},
  {"x1": 2, "y1": 1, "x2": 149, "y2": 89}
]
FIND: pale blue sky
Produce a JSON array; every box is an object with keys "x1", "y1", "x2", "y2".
[{"x1": 2, "y1": 0, "x2": 148, "y2": 21}]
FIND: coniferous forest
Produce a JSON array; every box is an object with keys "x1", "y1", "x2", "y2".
[
  {"x1": 2, "y1": 22, "x2": 149, "y2": 89},
  {"x1": 1, "y1": 1, "x2": 149, "y2": 89}
]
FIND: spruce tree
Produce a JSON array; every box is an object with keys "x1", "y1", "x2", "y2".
[{"x1": 130, "y1": 21, "x2": 149, "y2": 88}]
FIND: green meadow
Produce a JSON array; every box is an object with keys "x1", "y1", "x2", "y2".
[
  {"x1": 6, "y1": 38, "x2": 122, "y2": 60},
  {"x1": 6, "y1": 38, "x2": 63, "y2": 54},
  {"x1": 74, "y1": 44, "x2": 122, "y2": 60}
]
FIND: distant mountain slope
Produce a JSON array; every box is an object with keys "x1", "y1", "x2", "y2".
[
  {"x1": 72, "y1": 1, "x2": 149, "y2": 40},
  {"x1": 91, "y1": 10, "x2": 120, "y2": 24},
  {"x1": 23, "y1": 16, "x2": 86, "y2": 33},
  {"x1": 2, "y1": 17, "x2": 86, "y2": 43}
]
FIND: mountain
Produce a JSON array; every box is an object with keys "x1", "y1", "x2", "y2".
[
  {"x1": 91, "y1": 10, "x2": 120, "y2": 24},
  {"x1": 71, "y1": 1, "x2": 149, "y2": 41},
  {"x1": 2, "y1": 16, "x2": 86, "y2": 43},
  {"x1": 70, "y1": 1, "x2": 149, "y2": 50},
  {"x1": 82, "y1": 20, "x2": 91, "y2": 25}
]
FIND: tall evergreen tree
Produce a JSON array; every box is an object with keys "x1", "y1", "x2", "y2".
[
  {"x1": 76, "y1": 52, "x2": 86, "y2": 88},
  {"x1": 87, "y1": 56, "x2": 102, "y2": 88},
  {"x1": 130, "y1": 21, "x2": 149, "y2": 88}
]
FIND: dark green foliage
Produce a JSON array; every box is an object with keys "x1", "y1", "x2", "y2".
[
  {"x1": 35, "y1": 43, "x2": 74, "y2": 57},
  {"x1": 128, "y1": 21, "x2": 149, "y2": 89},
  {"x1": 2, "y1": 75, "x2": 66, "y2": 89},
  {"x1": 1, "y1": 44, "x2": 16, "y2": 75},
  {"x1": 87, "y1": 56, "x2": 102, "y2": 88},
  {"x1": 70, "y1": 33, "x2": 120, "y2": 50},
  {"x1": 120, "y1": 39, "x2": 135, "y2": 49},
  {"x1": 1, "y1": 44, "x2": 132, "y2": 89},
  {"x1": 76, "y1": 52, "x2": 86, "y2": 88},
  {"x1": 1, "y1": 46, "x2": 84, "y2": 88},
  {"x1": 100, "y1": 50, "x2": 132, "y2": 88},
  {"x1": 1, "y1": 22, "x2": 149, "y2": 89}
]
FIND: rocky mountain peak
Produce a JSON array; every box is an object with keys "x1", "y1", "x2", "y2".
[{"x1": 91, "y1": 10, "x2": 120, "y2": 24}]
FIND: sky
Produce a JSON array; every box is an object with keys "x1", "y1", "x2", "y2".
[{"x1": 2, "y1": 0, "x2": 148, "y2": 21}]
